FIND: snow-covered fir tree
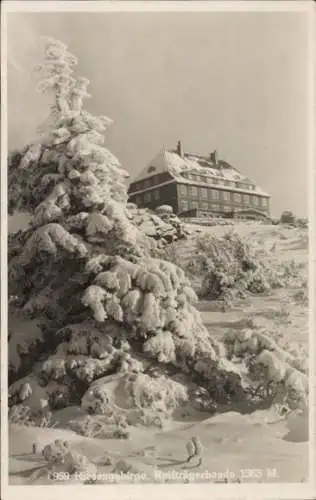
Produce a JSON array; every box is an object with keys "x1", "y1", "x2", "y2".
[{"x1": 8, "y1": 38, "x2": 307, "y2": 420}]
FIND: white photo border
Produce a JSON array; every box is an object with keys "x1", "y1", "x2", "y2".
[{"x1": 1, "y1": 2, "x2": 315, "y2": 499}]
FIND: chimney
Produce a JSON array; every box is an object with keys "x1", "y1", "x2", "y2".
[
  {"x1": 210, "y1": 149, "x2": 218, "y2": 165},
  {"x1": 177, "y1": 140, "x2": 184, "y2": 158}
]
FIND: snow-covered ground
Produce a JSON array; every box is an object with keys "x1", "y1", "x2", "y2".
[
  {"x1": 9, "y1": 406, "x2": 308, "y2": 485},
  {"x1": 8, "y1": 222, "x2": 310, "y2": 485}
]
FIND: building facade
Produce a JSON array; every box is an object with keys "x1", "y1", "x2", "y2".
[{"x1": 128, "y1": 142, "x2": 271, "y2": 220}]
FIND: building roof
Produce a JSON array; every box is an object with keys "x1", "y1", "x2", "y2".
[{"x1": 131, "y1": 145, "x2": 271, "y2": 197}]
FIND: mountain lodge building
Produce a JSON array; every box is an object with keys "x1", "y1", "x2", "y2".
[{"x1": 128, "y1": 142, "x2": 271, "y2": 220}]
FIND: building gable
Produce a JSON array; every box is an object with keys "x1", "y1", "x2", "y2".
[{"x1": 132, "y1": 147, "x2": 171, "y2": 183}]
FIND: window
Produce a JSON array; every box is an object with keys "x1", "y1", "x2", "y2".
[
  {"x1": 153, "y1": 189, "x2": 160, "y2": 201},
  {"x1": 190, "y1": 200, "x2": 199, "y2": 210},
  {"x1": 147, "y1": 165, "x2": 156, "y2": 173},
  {"x1": 144, "y1": 179, "x2": 151, "y2": 188},
  {"x1": 234, "y1": 193, "x2": 241, "y2": 203},
  {"x1": 180, "y1": 184, "x2": 187, "y2": 195},
  {"x1": 191, "y1": 186, "x2": 198, "y2": 196},
  {"x1": 212, "y1": 204, "x2": 220, "y2": 212},
  {"x1": 191, "y1": 174, "x2": 197, "y2": 181},
  {"x1": 206, "y1": 177, "x2": 213, "y2": 184},
  {"x1": 253, "y1": 196, "x2": 259, "y2": 206},
  {"x1": 223, "y1": 206, "x2": 231, "y2": 212},
  {"x1": 211, "y1": 189, "x2": 220, "y2": 200},
  {"x1": 235, "y1": 182, "x2": 241, "y2": 188},
  {"x1": 262, "y1": 198, "x2": 268, "y2": 207},
  {"x1": 222, "y1": 191, "x2": 230, "y2": 201},
  {"x1": 180, "y1": 200, "x2": 188, "y2": 211},
  {"x1": 202, "y1": 202, "x2": 208, "y2": 210},
  {"x1": 144, "y1": 192, "x2": 151, "y2": 202},
  {"x1": 135, "y1": 196, "x2": 142, "y2": 205},
  {"x1": 135, "y1": 183, "x2": 141, "y2": 191},
  {"x1": 243, "y1": 194, "x2": 250, "y2": 205},
  {"x1": 200, "y1": 187, "x2": 208, "y2": 198},
  {"x1": 213, "y1": 178, "x2": 219, "y2": 185}
]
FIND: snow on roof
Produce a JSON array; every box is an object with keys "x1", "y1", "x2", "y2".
[
  {"x1": 133, "y1": 147, "x2": 170, "y2": 182},
  {"x1": 131, "y1": 147, "x2": 270, "y2": 197}
]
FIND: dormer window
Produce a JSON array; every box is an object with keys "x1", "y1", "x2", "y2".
[{"x1": 147, "y1": 166, "x2": 156, "y2": 173}]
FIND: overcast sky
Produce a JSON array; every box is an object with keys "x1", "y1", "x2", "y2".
[{"x1": 7, "y1": 9, "x2": 310, "y2": 218}]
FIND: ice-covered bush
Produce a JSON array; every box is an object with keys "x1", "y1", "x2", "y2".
[
  {"x1": 81, "y1": 381, "x2": 111, "y2": 414},
  {"x1": 69, "y1": 415, "x2": 129, "y2": 439},
  {"x1": 9, "y1": 404, "x2": 57, "y2": 428},
  {"x1": 223, "y1": 328, "x2": 308, "y2": 410},
  {"x1": 295, "y1": 217, "x2": 308, "y2": 229},
  {"x1": 190, "y1": 231, "x2": 305, "y2": 305},
  {"x1": 42, "y1": 439, "x2": 97, "y2": 479},
  {"x1": 155, "y1": 205, "x2": 173, "y2": 214},
  {"x1": 80, "y1": 371, "x2": 188, "y2": 420},
  {"x1": 42, "y1": 439, "x2": 69, "y2": 463},
  {"x1": 48, "y1": 386, "x2": 70, "y2": 409},
  {"x1": 9, "y1": 404, "x2": 35, "y2": 426},
  {"x1": 129, "y1": 206, "x2": 189, "y2": 246},
  {"x1": 127, "y1": 373, "x2": 188, "y2": 416},
  {"x1": 280, "y1": 210, "x2": 295, "y2": 225}
]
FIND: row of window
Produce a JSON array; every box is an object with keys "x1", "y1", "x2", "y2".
[
  {"x1": 135, "y1": 189, "x2": 160, "y2": 205},
  {"x1": 179, "y1": 185, "x2": 267, "y2": 207},
  {"x1": 133, "y1": 176, "x2": 256, "y2": 192},
  {"x1": 180, "y1": 201, "x2": 230, "y2": 212},
  {"x1": 133, "y1": 187, "x2": 268, "y2": 210},
  {"x1": 181, "y1": 172, "x2": 255, "y2": 191},
  {"x1": 134, "y1": 176, "x2": 159, "y2": 191}
]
